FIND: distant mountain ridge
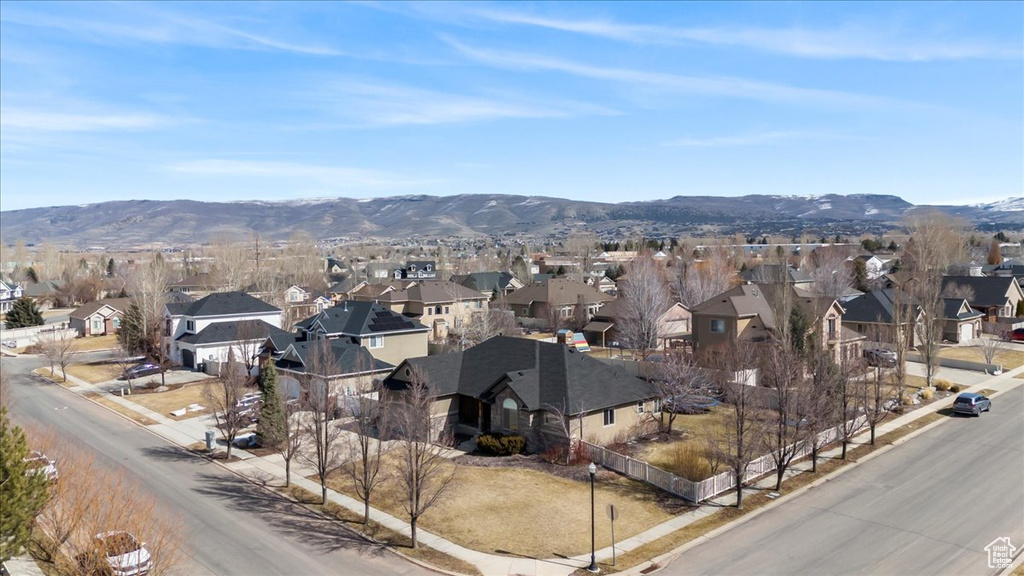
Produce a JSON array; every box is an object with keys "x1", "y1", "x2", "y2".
[{"x1": 1, "y1": 194, "x2": 1020, "y2": 248}]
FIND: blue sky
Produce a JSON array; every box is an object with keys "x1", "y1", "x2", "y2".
[{"x1": 1, "y1": 1, "x2": 1021, "y2": 211}]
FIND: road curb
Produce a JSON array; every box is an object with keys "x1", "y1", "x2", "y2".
[
  {"x1": 46, "y1": 375, "x2": 467, "y2": 576},
  {"x1": 626, "y1": 410, "x2": 960, "y2": 576}
]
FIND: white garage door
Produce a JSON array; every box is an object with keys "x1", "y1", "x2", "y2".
[{"x1": 959, "y1": 323, "x2": 973, "y2": 342}]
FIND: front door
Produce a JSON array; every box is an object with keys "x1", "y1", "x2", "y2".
[
  {"x1": 480, "y1": 401, "x2": 491, "y2": 432},
  {"x1": 181, "y1": 349, "x2": 195, "y2": 369}
]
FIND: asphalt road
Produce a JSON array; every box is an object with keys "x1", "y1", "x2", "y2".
[
  {"x1": 667, "y1": 385, "x2": 1024, "y2": 576},
  {"x1": 2, "y1": 355, "x2": 431, "y2": 576}
]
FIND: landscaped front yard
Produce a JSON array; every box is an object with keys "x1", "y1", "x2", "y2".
[
  {"x1": 71, "y1": 334, "x2": 119, "y2": 351},
  {"x1": 65, "y1": 362, "x2": 123, "y2": 384},
  {"x1": 325, "y1": 453, "x2": 676, "y2": 558},
  {"x1": 125, "y1": 382, "x2": 217, "y2": 420},
  {"x1": 940, "y1": 345, "x2": 1024, "y2": 370}
]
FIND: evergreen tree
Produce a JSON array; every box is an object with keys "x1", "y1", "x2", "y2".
[
  {"x1": 887, "y1": 240, "x2": 899, "y2": 252},
  {"x1": 1016, "y1": 300, "x2": 1024, "y2": 318},
  {"x1": 0, "y1": 407, "x2": 51, "y2": 563},
  {"x1": 106, "y1": 257, "x2": 116, "y2": 277},
  {"x1": 5, "y1": 297, "x2": 43, "y2": 328},
  {"x1": 852, "y1": 259, "x2": 869, "y2": 292},
  {"x1": 256, "y1": 363, "x2": 286, "y2": 449},
  {"x1": 789, "y1": 306, "x2": 810, "y2": 354},
  {"x1": 25, "y1": 267, "x2": 38, "y2": 284}
]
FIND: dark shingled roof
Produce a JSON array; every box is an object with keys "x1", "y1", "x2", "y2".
[
  {"x1": 176, "y1": 319, "x2": 292, "y2": 346},
  {"x1": 941, "y1": 276, "x2": 1020, "y2": 309},
  {"x1": 943, "y1": 298, "x2": 984, "y2": 321},
  {"x1": 841, "y1": 289, "x2": 916, "y2": 324},
  {"x1": 169, "y1": 291, "x2": 280, "y2": 318},
  {"x1": 296, "y1": 300, "x2": 427, "y2": 336},
  {"x1": 70, "y1": 297, "x2": 131, "y2": 320},
  {"x1": 450, "y1": 271, "x2": 519, "y2": 293},
  {"x1": 384, "y1": 336, "x2": 656, "y2": 415},
  {"x1": 276, "y1": 339, "x2": 393, "y2": 377}
]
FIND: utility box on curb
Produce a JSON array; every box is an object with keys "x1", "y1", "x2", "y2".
[{"x1": 205, "y1": 430, "x2": 215, "y2": 451}]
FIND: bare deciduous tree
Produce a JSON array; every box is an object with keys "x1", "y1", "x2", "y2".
[
  {"x1": 902, "y1": 210, "x2": 970, "y2": 274},
  {"x1": 565, "y1": 232, "x2": 598, "y2": 283},
  {"x1": 392, "y1": 369, "x2": 457, "y2": 549},
  {"x1": 341, "y1": 363, "x2": 389, "y2": 525},
  {"x1": 299, "y1": 340, "x2": 345, "y2": 505},
  {"x1": 760, "y1": 344, "x2": 809, "y2": 491},
  {"x1": 121, "y1": 259, "x2": 171, "y2": 387},
  {"x1": 652, "y1": 353, "x2": 711, "y2": 434},
  {"x1": 807, "y1": 245, "x2": 854, "y2": 301},
  {"x1": 836, "y1": 356, "x2": 867, "y2": 460},
  {"x1": 35, "y1": 330, "x2": 78, "y2": 383},
  {"x1": 673, "y1": 246, "x2": 734, "y2": 309},
  {"x1": 203, "y1": 348, "x2": 250, "y2": 460},
  {"x1": 803, "y1": 350, "x2": 839, "y2": 473},
  {"x1": 460, "y1": 308, "x2": 517, "y2": 347},
  {"x1": 974, "y1": 337, "x2": 1007, "y2": 366},
  {"x1": 706, "y1": 343, "x2": 764, "y2": 509},
  {"x1": 912, "y1": 274, "x2": 945, "y2": 388},
  {"x1": 619, "y1": 254, "x2": 671, "y2": 360}
]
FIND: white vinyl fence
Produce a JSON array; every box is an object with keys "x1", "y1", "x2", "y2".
[{"x1": 581, "y1": 415, "x2": 868, "y2": 503}]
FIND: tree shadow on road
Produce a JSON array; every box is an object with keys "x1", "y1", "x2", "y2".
[{"x1": 191, "y1": 472, "x2": 394, "y2": 559}]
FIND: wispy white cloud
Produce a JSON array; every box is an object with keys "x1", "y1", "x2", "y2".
[
  {"x1": 444, "y1": 37, "x2": 893, "y2": 108},
  {"x1": 166, "y1": 159, "x2": 437, "y2": 189},
  {"x1": 310, "y1": 81, "x2": 618, "y2": 126},
  {"x1": 471, "y1": 10, "x2": 1021, "y2": 61},
  {"x1": 662, "y1": 130, "x2": 838, "y2": 147},
  {"x1": 1, "y1": 108, "x2": 170, "y2": 131},
  {"x1": 0, "y1": 5, "x2": 341, "y2": 56}
]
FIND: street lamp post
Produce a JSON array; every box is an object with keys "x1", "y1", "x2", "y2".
[{"x1": 588, "y1": 462, "x2": 599, "y2": 573}]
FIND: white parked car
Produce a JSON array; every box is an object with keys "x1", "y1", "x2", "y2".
[
  {"x1": 94, "y1": 531, "x2": 151, "y2": 576},
  {"x1": 24, "y1": 450, "x2": 58, "y2": 482}
]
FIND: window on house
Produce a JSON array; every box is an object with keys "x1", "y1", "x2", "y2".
[
  {"x1": 653, "y1": 398, "x2": 662, "y2": 413},
  {"x1": 92, "y1": 318, "x2": 103, "y2": 333},
  {"x1": 523, "y1": 307, "x2": 529, "y2": 315},
  {"x1": 445, "y1": 306, "x2": 450, "y2": 314},
  {"x1": 369, "y1": 336, "x2": 384, "y2": 349},
  {"x1": 186, "y1": 320, "x2": 195, "y2": 333},
  {"x1": 502, "y1": 398, "x2": 518, "y2": 431},
  {"x1": 164, "y1": 318, "x2": 172, "y2": 336},
  {"x1": 710, "y1": 319, "x2": 725, "y2": 333},
  {"x1": 436, "y1": 305, "x2": 442, "y2": 314},
  {"x1": 603, "y1": 409, "x2": 615, "y2": 427},
  {"x1": 112, "y1": 317, "x2": 121, "y2": 329},
  {"x1": 828, "y1": 317, "x2": 837, "y2": 338},
  {"x1": 425, "y1": 309, "x2": 431, "y2": 316},
  {"x1": 636, "y1": 401, "x2": 645, "y2": 414}
]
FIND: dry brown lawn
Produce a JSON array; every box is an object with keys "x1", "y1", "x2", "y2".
[
  {"x1": 65, "y1": 362, "x2": 123, "y2": 384},
  {"x1": 71, "y1": 334, "x2": 119, "y2": 351},
  {"x1": 126, "y1": 382, "x2": 215, "y2": 419},
  {"x1": 83, "y1": 392, "x2": 159, "y2": 426},
  {"x1": 940, "y1": 345, "x2": 1024, "y2": 369},
  {"x1": 326, "y1": 453, "x2": 674, "y2": 558}
]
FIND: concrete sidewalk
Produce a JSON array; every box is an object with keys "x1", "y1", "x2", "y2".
[{"x1": 44, "y1": 359, "x2": 1024, "y2": 576}]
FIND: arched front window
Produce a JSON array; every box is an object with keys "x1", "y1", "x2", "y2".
[{"x1": 502, "y1": 398, "x2": 518, "y2": 431}]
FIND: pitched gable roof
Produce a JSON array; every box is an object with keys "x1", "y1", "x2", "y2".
[
  {"x1": 297, "y1": 300, "x2": 427, "y2": 336},
  {"x1": 69, "y1": 297, "x2": 132, "y2": 320},
  {"x1": 276, "y1": 339, "x2": 393, "y2": 377},
  {"x1": 941, "y1": 276, "x2": 1022, "y2": 308},
  {"x1": 170, "y1": 291, "x2": 280, "y2": 318},
  {"x1": 504, "y1": 277, "x2": 613, "y2": 307},
  {"x1": 841, "y1": 289, "x2": 918, "y2": 324},
  {"x1": 450, "y1": 271, "x2": 520, "y2": 293},
  {"x1": 176, "y1": 319, "x2": 292, "y2": 346},
  {"x1": 386, "y1": 336, "x2": 655, "y2": 414}
]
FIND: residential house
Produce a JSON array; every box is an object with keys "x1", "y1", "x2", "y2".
[
  {"x1": 274, "y1": 339, "x2": 394, "y2": 401},
  {"x1": 450, "y1": 271, "x2": 524, "y2": 298},
  {"x1": 22, "y1": 280, "x2": 64, "y2": 309},
  {"x1": 349, "y1": 280, "x2": 488, "y2": 341},
  {"x1": 167, "y1": 272, "x2": 228, "y2": 298},
  {"x1": 940, "y1": 276, "x2": 1024, "y2": 322},
  {"x1": 583, "y1": 299, "x2": 691, "y2": 350},
  {"x1": 504, "y1": 277, "x2": 613, "y2": 329},
  {"x1": 400, "y1": 261, "x2": 437, "y2": 280},
  {"x1": 692, "y1": 284, "x2": 863, "y2": 362},
  {"x1": 382, "y1": 336, "x2": 658, "y2": 450},
  {"x1": 363, "y1": 261, "x2": 403, "y2": 282},
  {"x1": 294, "y1": 300, "x2": 429, "y2": 367},
  {"x1": 0, "y1": 279, "x2": 24, "y2": 315},
  {"x1": 842, "y1": 289, "x2": 984, "y2": 346},
  {"x1": 283, "y1": 285, "x2": 331, "y2": 318},
  {"x1": 69, "y1": 298, "x2": 131, "y2": 337},
  {"x1": 164, "y1": 291, "x2": 284, "y2": 370},
  {"x1": 849, "y1": 254, "x2": 896, "y2": 281}
]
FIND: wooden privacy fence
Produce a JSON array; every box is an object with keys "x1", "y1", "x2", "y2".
[{"x1": 581, "y1": 415, "x2": 868, "y2": 503}]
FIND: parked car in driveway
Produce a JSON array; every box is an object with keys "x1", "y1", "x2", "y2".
[
  {"x1": 1010, "y1": 328, "x2": 1024, "y2": 342},
  {"x1": 23, "y1": 450, "x2": 58, "y2": 482},
  {"x1": 119, "y1": 363, "x2": 160, "y2": 380},
  {"x1": 92, "y1": 531, "x2": 151, "y2": 576},
  {"x1": 864, "y1": 347, "x2": 897, "y2": 367},
  {"x1": 953, "y1": 392, "x2": 991, "y2": 417},
  {"x1": 2, "y1": 340, "x2": 16, "y2": 348}
]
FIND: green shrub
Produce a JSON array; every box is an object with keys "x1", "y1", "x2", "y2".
[
  {"x1": 476, "y1": 432, "x2": 526, "y2": 456},
  {"x1": 949, "y1": 384, "x2": 961, "y2": 393},
  {"x1": 935, "y1": 380, "x2": 952, "y2": 392}
]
